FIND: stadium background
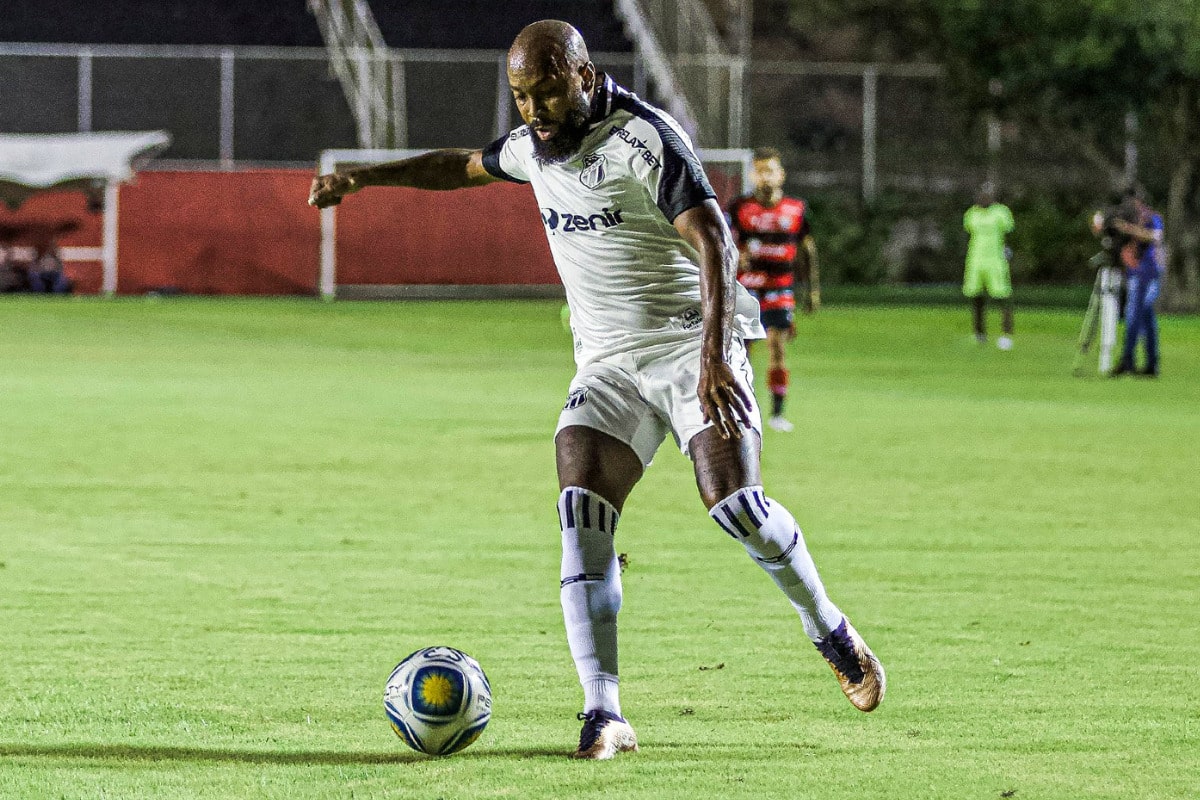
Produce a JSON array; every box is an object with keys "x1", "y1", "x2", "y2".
[
  {"x1": 2, "y1": 5, "x2": 1198, "y2": 798},
  {"x1": 3, "y1": 0, "x2": 1195, "y2": 307}
]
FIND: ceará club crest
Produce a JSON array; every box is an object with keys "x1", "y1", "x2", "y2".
[{"x1": 579, "y1": 154, "x2": 607, "y2": 190}]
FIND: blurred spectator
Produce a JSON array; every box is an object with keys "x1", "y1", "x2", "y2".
[
  {"x1": 0, "y1": 239, "x2": 22, "y2": 292},
  {"x1": 962, "y1": 183, "x2": 1015, "y2": 350},
  {"x1": 26, "y1": 236, "x2": 72, "y2": 294}
]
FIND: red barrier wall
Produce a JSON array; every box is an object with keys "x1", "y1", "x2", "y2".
[
  {"x1": 335, "y1": 182, "x2": 557, "y2": 285},
  {"x1": 119, "y1": 171, "x2": 321, "y2": 294},
  {"x1": 1, "y1": 169, "x2": 557, "y2": 295}
]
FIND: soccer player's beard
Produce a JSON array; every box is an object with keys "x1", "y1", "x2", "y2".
[{"x1": 531, "y1": 99, "x2": 592, "y2": 164}]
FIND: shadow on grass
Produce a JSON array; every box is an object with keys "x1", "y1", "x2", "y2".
[{"x1": 0, "y1": 743, "x2": 565, "y2": 765}]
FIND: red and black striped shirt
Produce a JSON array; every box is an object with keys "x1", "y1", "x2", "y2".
[{"x1": 728, "y1": 195, "x2": 810, "y2": 293}]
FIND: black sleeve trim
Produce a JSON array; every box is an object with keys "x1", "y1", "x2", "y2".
[
  {"x1": 619, "y1": 100, "x2": 716, "y2": 222},
  {"x1": 481, "y1": 135, "x2": 528, "y2": 184}
]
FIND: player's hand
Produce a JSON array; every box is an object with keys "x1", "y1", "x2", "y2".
[
  {"x1": 787, "y1": 320, "x2": 798, "y2": 340},
  {"x1": 308, "y1": 172, "x2": 359, "y2": 209},
  {"x1": 698, "y1": 355, "x2": 754, "y2": 440}
]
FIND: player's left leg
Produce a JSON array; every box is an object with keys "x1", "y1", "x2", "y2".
[
  {"x1": 996, "y1": 299, "x2": 1015, "y2": 350},
  {"x1": 690, "y1": 429, "x2": 885, "y2": 712},
  {"x1": 765, "y1": 325, "x2": 793, "y2": 432},
  {"x1": 964, "y1": 262, "x2": 986, "y2": 342},
  {"x1": 987, "y1": 262, "x2": 1015, "y2": 350}
]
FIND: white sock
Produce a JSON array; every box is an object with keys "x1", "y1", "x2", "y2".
[
  {"x1": 559, "y1": 487, "x2": 623, "y2": 716},
  {"x1": 709, "y1": 487, "x2": 843, "y2": 641}
]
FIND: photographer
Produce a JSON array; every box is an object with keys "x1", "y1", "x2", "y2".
[{"x1": 1094, "y1": 188, "x2": 1163, "y2": 377}]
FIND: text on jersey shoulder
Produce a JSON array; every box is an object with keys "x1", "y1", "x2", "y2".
[{"x1": 607, "y1": 126, "x2": 662, "y2": 170}]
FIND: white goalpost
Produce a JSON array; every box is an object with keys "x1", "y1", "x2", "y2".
[
  {"x1": 317, "y1": 148, "x2": 425, "y2": 300},
  {"x1": 315, "y1": 147, "x2": 754, "y2": 300}
]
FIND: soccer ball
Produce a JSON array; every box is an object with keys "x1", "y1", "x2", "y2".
[{"x1": 384, "y1": 646, "x2": 492, "y2": 755}]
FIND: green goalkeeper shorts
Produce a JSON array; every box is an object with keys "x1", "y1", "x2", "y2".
[{"x1": 962, "y1": 259, "x2": 1012, "y2": 299}]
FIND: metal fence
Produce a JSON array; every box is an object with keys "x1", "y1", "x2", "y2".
[
  {"x1": 0, "y1": 43, "x2": 642, "y2": 166},
  {"x1": 2, "y1": 42, "x2": 983, "y2": 199}
]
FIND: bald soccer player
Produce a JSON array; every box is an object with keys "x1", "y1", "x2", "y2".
[{"x1": 311, "y1": 20, "x2": 884, "y2": 760}]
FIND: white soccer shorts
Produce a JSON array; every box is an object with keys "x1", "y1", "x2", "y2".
[{"x1": 555, "y1": 338, "x2": 762, "y2": 467}]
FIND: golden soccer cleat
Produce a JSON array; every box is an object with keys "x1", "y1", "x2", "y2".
[
  {"x1": 815, "y1": 619, "x2": 886, "y2": 712},
  {"x1": 572, "y1": 710, "x2": 639, "y2": 760}
]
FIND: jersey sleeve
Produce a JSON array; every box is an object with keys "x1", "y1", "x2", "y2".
[
  {"x1": 1001, "y1": 205, "x2": 1015, "y2": 232},
  {"x1": 481, "y1": 130, "x2": 531, "y2": 184},
  {"x1": 657, "y1": 136, "x2": 716, "y2": 222},
  {"x1": 631, "y1": 119, "x2": 716, "y2": 223}
]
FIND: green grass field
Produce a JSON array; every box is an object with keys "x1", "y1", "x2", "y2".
[{"x1": 1, "y1": 297, "x2": 1197, "y2": 800}]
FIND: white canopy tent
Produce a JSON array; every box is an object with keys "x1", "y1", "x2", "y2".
[{"x1": 0, "y1": 131, "x2": 171, "y2": 294}]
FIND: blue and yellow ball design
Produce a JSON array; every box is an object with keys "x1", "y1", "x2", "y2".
[
  {"x1": 410, "y1": 665, "x2": 465, "y2": 718},
  {"x1": 384, "y1": 646, "x2": 492, "y2": 756}
]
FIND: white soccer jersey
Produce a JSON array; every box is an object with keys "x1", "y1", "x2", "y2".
[{"x1": 482, "y1": 75, "x2": 764, "y2": 366}]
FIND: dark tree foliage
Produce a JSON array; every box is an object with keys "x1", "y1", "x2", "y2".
[{"x1": 777, "y1": 0, "x2": 1200, "y2": 307}]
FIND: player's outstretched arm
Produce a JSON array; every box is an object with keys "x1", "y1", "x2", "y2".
[
  {"x1": 675, "y1": 200, "x2": 755, "y2": 440},
  {"x1": 308, "y1": 149, "x2": 499, "y2": 208}
]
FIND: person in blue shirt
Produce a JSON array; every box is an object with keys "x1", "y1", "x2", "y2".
[{"x1": 1109, "y1": 189, "x2": 1164, "y2": 378}]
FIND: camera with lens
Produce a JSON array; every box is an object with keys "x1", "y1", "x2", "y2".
[{"x1": 1090, "y1": 193, "x2": 1139, "y2": 268}]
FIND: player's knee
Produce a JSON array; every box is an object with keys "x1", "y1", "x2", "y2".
[
  {"x1": 708, "y1": 487, "x2": 800, "y2": 563},
  {"x1": 555, "y1": 429, "x2": 641, "y2": 509},
  {"x1": 691, "y1": 430, "x2": 762, "y2": 510},
  {"x1": 697, "y1": 483, "x2": 729, "y2": 511}
]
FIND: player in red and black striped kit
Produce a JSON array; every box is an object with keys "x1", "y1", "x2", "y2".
[{"x1": 727, "y1": 147, "x2": 820, "y2": 432}]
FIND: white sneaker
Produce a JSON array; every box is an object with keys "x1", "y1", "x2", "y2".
[
  {"x1": 997, "y1": 336, "x2": 1013, "y2": 351},
  {"x1": 768, "y1": 415, "x2": 794, "y2": 432}
]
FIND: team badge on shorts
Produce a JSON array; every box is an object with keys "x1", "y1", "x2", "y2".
[
  {"x1": 564, "y1": 388, "x2": 589, "y2": 410},
  {"x1": 579, "y1": 154, "x2": 608, "y2": 190}
]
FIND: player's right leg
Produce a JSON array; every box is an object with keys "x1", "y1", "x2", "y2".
[
  {"x1": 964, "y1": 263, "x2": 986, "y2": 342},
  {"x1": 554, "y1": 367, "x2": 664, "y2": 758},
  {"x1": 760, "y1": 306, "x2": 795, "y2": 432},
  {"x1": 971, "y1": 296, "x2": 987, "y2": 343},
  {"x1": 556, "y1": 427, "x2": 641, "y2": 759}
]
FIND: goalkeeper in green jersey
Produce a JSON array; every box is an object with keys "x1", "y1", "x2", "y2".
[{"x1": 962, "y1": 183, "x2": 1015, "y2": 350}]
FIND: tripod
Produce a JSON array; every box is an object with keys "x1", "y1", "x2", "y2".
[{"x1": 1073, "y1": 256, "x2": 1123, "y2": 376}]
